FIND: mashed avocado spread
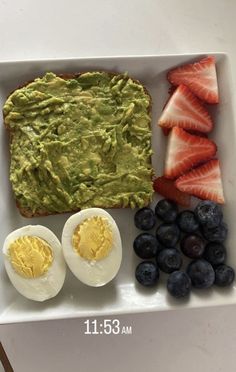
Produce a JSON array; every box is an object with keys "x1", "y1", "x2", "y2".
[{"x1": 3, "y1": 72, "x2": 153, "y2": 214}]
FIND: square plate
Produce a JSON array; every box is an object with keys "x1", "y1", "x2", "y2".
[{"x1": 0, "y1": 53, "x2": 235, "y2": 324}]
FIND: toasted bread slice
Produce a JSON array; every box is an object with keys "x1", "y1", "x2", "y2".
[{"x1": 3, "y1": 71, "x2": 153, "y2": 217}]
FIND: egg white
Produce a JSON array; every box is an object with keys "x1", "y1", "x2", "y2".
[
  {"x1": 3, "y1": 225, "x2": 66, "y2": 302},
  {"x1": 62, "y1": 208, "x2": 122, "y2": 287}
]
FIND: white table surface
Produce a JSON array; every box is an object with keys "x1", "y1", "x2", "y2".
[{"x1": 1, "y1": 1, "x2": 236, "y2": 371}]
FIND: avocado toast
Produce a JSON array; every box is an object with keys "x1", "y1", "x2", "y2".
[{"x1": 3, "y1": 71, "x2": 153, "y2": 217}]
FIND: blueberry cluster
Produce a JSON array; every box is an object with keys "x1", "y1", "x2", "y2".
[{"x1": 133, "y1": 200, "x2": 234, "y2": 299}]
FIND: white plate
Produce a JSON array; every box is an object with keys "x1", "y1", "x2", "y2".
[{"x1": 0, "y1": 53, "x2": 235, "y2": 324}]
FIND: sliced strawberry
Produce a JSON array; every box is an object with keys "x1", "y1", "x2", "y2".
[
  {"x1": 167, "y1": 56, "x2": 219, "y2": 104},
  {"x1": 164, "y1": 127, "x2": 217, "y2": 179},
  {"x1": 158, "y1": 85, "x2": 213, "y2": 133},
  {"x1": 175, "y1": 159, "x2": 225, "y2": 204},
  {"x1": 153, "y1": 176, "x2": 191, "y2": 207}
]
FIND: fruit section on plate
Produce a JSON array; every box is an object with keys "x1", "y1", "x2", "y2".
[
  {"x1": 134, "y1": 200, "x2": 234, "y2": 298},
  {"x1": 156, "y1": 56, "x2": 224, "y2": 205},
  {"x1": 134, "y1": 56, "x2": 234, "y2": 299}
]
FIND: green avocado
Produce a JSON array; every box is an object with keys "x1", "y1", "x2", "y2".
[{"x1": 3, "y1": 72, "x2": 153, "y2": 214}]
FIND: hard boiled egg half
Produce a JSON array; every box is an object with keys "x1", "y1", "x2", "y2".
[
  {"x1": 62, "y1": 208, "x2": 122, "y2": 287},
  {"x1": 3, "y1": 225, "x2": 66, "y2": 301}
]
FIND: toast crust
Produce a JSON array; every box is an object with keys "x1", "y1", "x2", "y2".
[{"x1": 3, "y1": 72, "x2": 153, "y2": 218}]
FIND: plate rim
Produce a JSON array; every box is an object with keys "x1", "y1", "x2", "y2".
[{"x1": 0, "y1": 51, "x2": 228, "y2": 65}]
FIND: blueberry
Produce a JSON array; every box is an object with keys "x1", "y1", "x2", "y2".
[
  {"x1": 180, "y1": 234, "x2": 205, "y2": 259},
  {"x1": 187, "y1": 259, "x2": 215, "y2": 289},
  {"x1": 156, "y1": 223, "x2": 180, "y2": 247},
  {"x1": 155, "y1": 199, "x2": 178, "y2": 223},
  {"x1": 135, "y1": 261, "x2": 159, "y2": 286},
  {"x1": 177, "y1": 211, "x2": 199, "y2": 233},
  {"x1": 195, "y1": 200, "x2": 223, "y2": 228},
  {"x1": 157, "y1": 248, "x2": 182, "y2": 273},
  {"x1": 203, "y1": 242, "x2": 226, "y2": 267},
  {"x1": 134, "y1": 207, "x2": 156, "y2": 231},
  {"x1": 214, "y1": 265, "x2": 235, "y2": 287},
  {"x1": 167, "y1": 271, "x2": 191, "y2": 298},
  {"x1": 133, "y1": 233, "x2": 162, "y2": 259},
  {"x1": 202, "y1": 222, "x2": 228, "y2": 243}
]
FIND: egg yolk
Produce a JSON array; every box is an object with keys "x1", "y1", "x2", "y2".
[
  {"x1": 73, "y1": 216, "x2": 113, "y2": 260},
  {"x1": 8, "y1": 236, "x2": 53, "y2": 279}
]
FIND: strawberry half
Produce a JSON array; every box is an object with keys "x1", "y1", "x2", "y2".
[
  {"x1": 167, "y1": 56, "x2": 219, "y2": 104},
  {"x1": 153, "y1": 176, "x2": 191, "y2": 207},
  {"x1": 158, "y1": 85, "x2": 213, "y2": 133},
  {"x1": 164, "y1": 127, "x2": 217, "y2": 179},
  {"x1": 175, "y1": 159, "x2": 225, "y2": 204}
]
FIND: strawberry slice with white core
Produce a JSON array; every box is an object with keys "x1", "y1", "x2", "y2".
[
  {"x1": 164, "y1": 127, "x2": 217, "y2": 179},
  {"x1": 158, "y1": 85, "x2": 213, "y2": 133},
  {"x1": 167, "y1": 56, "x2": 219, "y2": 104},
  {"x1": 175, "y1": 159, "x2": 225, "y2": 204}
]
